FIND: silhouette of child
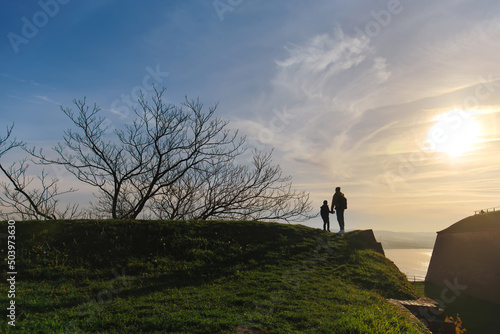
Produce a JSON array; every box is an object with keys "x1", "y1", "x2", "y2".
[{"x1": 320, "y1": 200, "x2": 331, "y2": 232}]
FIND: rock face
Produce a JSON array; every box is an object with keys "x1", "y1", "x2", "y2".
[
  {"x1": 355, "y1": 229, "x2": 385, "y2": 255},
  {"x1": 425, "y1": 211, "x2": 500, "y2": 304}
]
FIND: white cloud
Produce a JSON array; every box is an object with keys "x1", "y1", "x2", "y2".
[
  {"x1": 371, "y1": 57, "x2": 391, "y2": 83},
  {"x1": 273, "y1": 26, "x2": 373, "y2": 103}
]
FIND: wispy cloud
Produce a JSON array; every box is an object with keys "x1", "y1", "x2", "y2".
[
  {"x1": 2, "y1": 73, "x2": 41, "y2": 87},
  {"x1": 34, "y1": 95, "x2": 61, "y2": 106},
  {"x1": 7, "y1": 95, "x2": 43, "y2": 104}
]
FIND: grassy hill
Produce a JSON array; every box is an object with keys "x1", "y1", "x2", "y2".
[{"x1": 0, "y1": 220, "x2": 429, "y2": 333}]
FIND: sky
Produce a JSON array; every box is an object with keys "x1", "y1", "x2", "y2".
[{"x1": 1, "y1": 0, "x2": 500, "y2": 232}]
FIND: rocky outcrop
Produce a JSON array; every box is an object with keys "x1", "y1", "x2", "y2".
[
  {"x1": 354, "y1": 229, "x2": 385, "y2": 255},
  {"x1": 425, "y1": 211, "x2": 500, "y2": 304},
  {"x1": 388, "y1": 297, "x2": 455, "y2": 334}
]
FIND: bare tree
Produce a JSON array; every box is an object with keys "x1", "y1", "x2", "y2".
[
  {"x1": 26, "y1": 88, "x2": 314, "y2": 221},
  {"x1": 29, "y1": 88, "x2": 244, "y2": 219},
  {"x1": 148, "y1": 150, "x2": 314, "y2": 223},
  {"x1": 0, "y1": 159, "x2": 79, "y2": 220},
  {"x1": 0, "y1": 124, "x2": 78, "y2": 220}
]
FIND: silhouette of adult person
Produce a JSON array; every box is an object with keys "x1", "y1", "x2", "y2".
[
  {"x1": 331, "y1": 187, "x2": 346, "y2": 234},
  {"x1": 320, "y1": 200, "x2": 331, "y2": 232}
]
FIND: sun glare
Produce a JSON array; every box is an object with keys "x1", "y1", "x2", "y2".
[{"x1": 426, "y1": 109, "x2": 482, "y2": 157}]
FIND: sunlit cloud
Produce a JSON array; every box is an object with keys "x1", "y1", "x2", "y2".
[{"x1": 425, "y1": 109, "x2": 482, "y2": 157}]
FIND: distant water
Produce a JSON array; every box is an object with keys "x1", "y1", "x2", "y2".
[{"x1": 384, "y1": 249, "x2": 433, "y2": 282}]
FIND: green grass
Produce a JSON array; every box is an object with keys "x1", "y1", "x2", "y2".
[{"x1": 0, "y1": 220, "x2": 429, "y2": 333}]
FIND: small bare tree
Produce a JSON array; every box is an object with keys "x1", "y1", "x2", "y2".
[
  {"x1": 148, "y1": 150, "x2": 314, "y2": 223},
  {"x1": 0, "y1": 124, "x2": 78, "y2": 220},
  {"x1": 0, "y1": 159, "x2": 79, "y2": 220}
]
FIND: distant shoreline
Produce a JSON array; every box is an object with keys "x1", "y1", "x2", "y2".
[
  {"x1": 374, "y1": 230, "x2": 436, "y2": 250},
  {"x1": 384, "y1": 248, "x2": 433, "y2": 282}
]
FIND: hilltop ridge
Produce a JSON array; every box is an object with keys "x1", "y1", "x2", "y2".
[
  {"x1": 438, "y1": 210, "x2": 500, "y2": 234},
  {"x1": 0, "y1": 220, "x2": 429, "y2": 333}
]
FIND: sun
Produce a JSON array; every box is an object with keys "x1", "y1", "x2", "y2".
[{"x1": 426, "y1": 109, "x2": 482, "y2": 157}]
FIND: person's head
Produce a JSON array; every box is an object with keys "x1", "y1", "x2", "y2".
[
  {"x1": 323, "y1": 200, "x2": 328, "y2": 205},
  {"x1": 335, "y1": 187, "x2": 341, "y2": 192}
]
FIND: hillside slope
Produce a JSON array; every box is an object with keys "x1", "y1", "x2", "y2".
[{"x1": 0, "y1": 220, "x2": 428, "y2": 333}]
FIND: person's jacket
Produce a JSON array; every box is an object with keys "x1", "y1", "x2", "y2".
[
  {"x1": 331, "y1": 192, "x2": 345, "y2": 211},
  {"x1": 320, "y1": 204, "x2": 330, "y2": 219}
]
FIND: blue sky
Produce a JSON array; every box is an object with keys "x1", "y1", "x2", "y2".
[{"x1": 1, "y1": 0, "x2": 500, "y2": 232}]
